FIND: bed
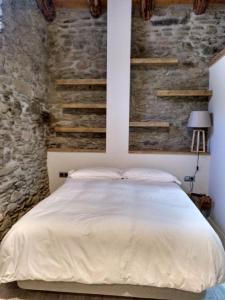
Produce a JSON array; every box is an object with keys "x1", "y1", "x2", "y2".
[{"x1": 0, "y1": 168, "x2": 224, "y2": 300}]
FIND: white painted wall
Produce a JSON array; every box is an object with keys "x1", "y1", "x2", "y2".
[
  {"x1": 47, "y1": 0, "x2": 210, "y2": 195},
  {"x1": 48, "y1": 152, "x2": 209, "y2": 194},
  {"x1": 209, "y1": 56, "x2": 225, "y2": 233},
  {"x1": 106, "y1": 0, "x2": 131, "y2": 156}
]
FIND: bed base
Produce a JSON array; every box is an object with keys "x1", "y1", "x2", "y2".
[{"x1": 17, "y1": 280, "x2": 205, "y2": 300}]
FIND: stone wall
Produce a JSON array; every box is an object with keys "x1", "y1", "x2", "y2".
[
  {"x1": 130, "y1": 5, "x2": 225, "y2": 151},
  {"x1": 0, "y1": 0, "x2": 49, "y2": 240},
  {"x1": 48, "y1": 9, "x2": 107, "y2": 151},
  {"x1": 0, "y1": 1, "x2": 3, "y2": 32}
]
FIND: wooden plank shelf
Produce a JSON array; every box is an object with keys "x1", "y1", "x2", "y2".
[
  {"x1": 129, "y1": 150, "x2": 210, "y2": 155},
  {"x1": 130, "y1": 121, "x2": 170, "y2": 128},
  {"x1": 156, "y1": 90, "x2": 213, "y2": 97},
  {"x1": 48, "y1": 148, "x2": 106, "y2": 153},
  {"x1": 60, "y1": 103, "x2": 106, "y2": 109},
  {"x1": 54, "y1": 127, "x2": 106, "y2": 133},
  {"x1": 131, "y1": 58, "x2": 178, "y2": 65},
  {"x1": 56, "y1": 79, "x2": 107, "y2": 86}
]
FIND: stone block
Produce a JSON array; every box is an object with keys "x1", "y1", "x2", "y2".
[
  {"x1": 0, "y1": 162, "x2": 18, "y2": 177},
  {"x1": 9, "y1": 191, "x2": 22, "y2": 203}
]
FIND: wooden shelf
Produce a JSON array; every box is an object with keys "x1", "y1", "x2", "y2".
[
  {"x1": 129, "y1": 150, "x2": 210, "y2": 155},
  {"x1": 156, "y1": 90, "x2": 213, "y2": 97},
  {"x1": 131, "y1": 58, "x2": 178, "y2": 65},
  {"x1": 48, "y1": 148, "x2": 106, "y2": 153},
  {"x1": 56, "y1": 79, "x2": 107, "y2": 86},
  {"x1": 54, "y1": 127, "x2": 106, "y2": 133},
  {"x1": 60, "y1": 103, "x2": 106, "y2": 109},
  {"x1": 130, "y1": 121, "x2": 170, "y2": 128}
]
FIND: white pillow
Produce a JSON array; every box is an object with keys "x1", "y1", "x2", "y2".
[
  {"x1": 122, "y1": 168, "x2": 181, "y2": 184},
  {"x1": 69, "y1": 167, "x2": 122, "y2": 179}
]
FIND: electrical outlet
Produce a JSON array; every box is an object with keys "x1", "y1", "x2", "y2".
[
  {"x1": 59, "y1": 172, "x2": 68, "y2": 178},
  {"x1": 184, "y1": 176, "x2": 195, "y2": 182}
]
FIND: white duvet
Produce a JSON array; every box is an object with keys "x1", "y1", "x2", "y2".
[{"x1": 0, "y1": 178, "x2": 224, "y2": 293}]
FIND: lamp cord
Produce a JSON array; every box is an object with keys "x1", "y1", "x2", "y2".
[{"x1": 189, "y1": 151, "x2": 200, "y2": 194}]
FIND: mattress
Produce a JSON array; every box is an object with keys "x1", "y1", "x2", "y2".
[
  {"x1": 0, "y1": 178, "x2": 224, "y2": 293},
  {"x1": 17, "y1": 280, "x2": 205, "y2": 300}
]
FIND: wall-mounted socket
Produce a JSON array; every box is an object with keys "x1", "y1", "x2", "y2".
[
  {"x1": 59, "y1": 172, "x2": 68, "y2": 178},
  {"x1": 184, "y1": 176, "x2": 195, "y2": 182}
]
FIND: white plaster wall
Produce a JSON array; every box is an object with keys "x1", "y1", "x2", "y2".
[
  {"x1": 48, "y1": 152, "x2": 209, "y2": 194},
  {"x1": 48, "y1": 0, "x2": 210, "y2": 195},
  {"x1": 209, "y1": 56, "x2": 225, "y2": 233},
  {"x1": 106, "y1": 0, "x2": 131, "y2": 156}
]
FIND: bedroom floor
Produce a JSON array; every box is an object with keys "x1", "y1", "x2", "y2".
[{"x1": 0, "y1": 283, "x2": 225, "y2": 300}]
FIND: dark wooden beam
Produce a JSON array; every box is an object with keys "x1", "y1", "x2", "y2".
[
  {"x1": 88, "y1": 0, "x2": 103, "y2": 18},
  {"x1": 139, "y1": 0, "x2": 155, "y2": 20},
  {"x1": 36, "y1": 0, "x2": 56, "y2": 22},
  {"x1": 54, "y1": 0, "x2": 224, "y2": 9},
  {"x1": 193, "y1": 0, "x2": 208, "y2": 15}
]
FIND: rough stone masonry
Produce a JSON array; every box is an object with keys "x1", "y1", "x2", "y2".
[
  {"x1": 130, "y1": 5, "x2": 225, "y2": 151},
  {"x1": 0, "y1": 0, "x2": 49, "y2": 240},
  {"x1": 0, "y1": 1, "x2": 3, "y2": 32},
  {"x1": 47, "y1": 9, "x2": 107, "y2": 151}
]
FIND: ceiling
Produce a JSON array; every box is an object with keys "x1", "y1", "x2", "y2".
[{"x1": 53, "y1": 0, "x2": 225, "y2": 9}]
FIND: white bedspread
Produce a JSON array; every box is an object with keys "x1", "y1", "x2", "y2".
[{"x1": 0, "y1": 178, "x2": 224, "y2": 293}]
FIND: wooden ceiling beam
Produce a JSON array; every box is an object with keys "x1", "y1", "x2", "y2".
[
  {"x1": 36, "y1": 0, "x2": 56, "y2": 22},
  {"x1": 139, "y1": 0, "x2": 155, "y2": 20},
  {"x1": 88, "y1": 0, "x2": 103, "y2": 18},
  {"x1": 53, "y1": 0, "x2": 225, "y2": 9},
  {"x1": 53, "y1": 0, "x2": 105, "y2": 8},
  {"x1": 193, "y1": 0, "x2": 208, "y2": 15}
]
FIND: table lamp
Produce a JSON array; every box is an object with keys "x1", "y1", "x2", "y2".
[{"x1": 187, "y1": 111, "x2": 211, "y2": 153}]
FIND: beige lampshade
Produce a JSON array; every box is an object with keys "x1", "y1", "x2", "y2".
[{"x1": 187, "y1": 111, "x2": 211, "y2": 128}]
